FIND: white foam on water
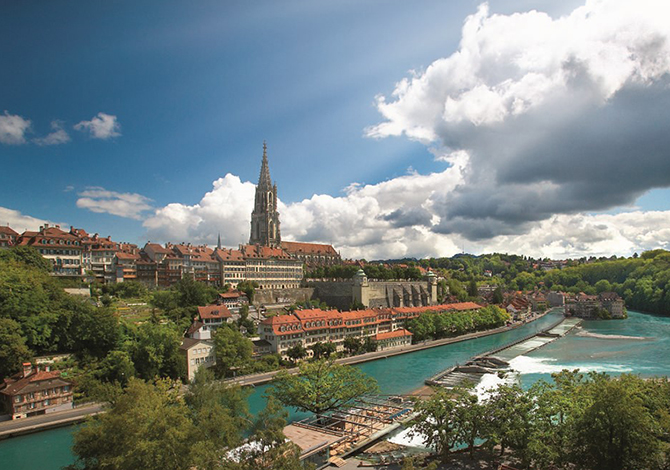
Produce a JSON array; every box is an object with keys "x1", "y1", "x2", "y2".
[
  {"x1": 508, "y1": 355, "x2": 633, "y2": 375},
  {"x1": 387, "y1": 423, "x2": 433, "y2": 449},
  {"x1": 475, "y1": 372, "x2": 517, "y2": 400}
]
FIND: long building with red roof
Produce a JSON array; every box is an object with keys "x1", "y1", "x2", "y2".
[{"x1": 258, "y1": 302, "x2": 483, "y2": 356}]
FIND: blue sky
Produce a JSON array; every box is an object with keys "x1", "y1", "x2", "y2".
[{"x1": 2, "y1": 0, "x2": 670, "y2": 259}]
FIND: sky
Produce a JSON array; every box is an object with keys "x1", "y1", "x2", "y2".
[{"x1": 2, "y1": 0, "x2": 670, "y2": 260}]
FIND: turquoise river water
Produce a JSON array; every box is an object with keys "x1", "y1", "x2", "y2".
[{"x1": 2, "y1": 310, "x2": 669, "y2": 470}]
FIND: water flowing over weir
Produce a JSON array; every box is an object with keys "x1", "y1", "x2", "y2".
[
  {"x1": 5, "y1": 310, "x2": 670, "y2": 470},
  {"x1": 424, "y1": 316, "x2": 583, "y2": 389}
]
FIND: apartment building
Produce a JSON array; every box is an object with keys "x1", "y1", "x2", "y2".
[
  {"x1": 258, "y1": 302, "x2": 483, "y2": 356},
  {"x1": 17, "y1": 224, "x2": 83, "y2": 277},
  {"x1": 1, "y1": 363, "x2": 73, "y2": 420}
]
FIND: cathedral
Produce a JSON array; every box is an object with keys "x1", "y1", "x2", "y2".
[
  {"x1": 248, "y1": 143, "x2": 341, "y2": 269},
  {"x1": 249, "y1": 142, "x2": 281, "y2": 247}
]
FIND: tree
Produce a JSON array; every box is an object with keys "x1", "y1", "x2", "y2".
[
  {"x1": 126, "y1": 322, "x2": 185, "y2": 380},
  {"x1": 0, "y1": 246, "x2": 52, "y2": 272},
  {"x1": 343, "y1": 337, "x2": 362, "y2": 355},
  {"x1": 237, "y1": 280, "x2": 259, "y2": 303},
  {"x1": 573, "y1": 374, "x2": 662, "y2": 470},
  {"x1": 492, "y1": 286, "x2": 504, "y2": 304},
  {"x1": 270, "y1": 359, "x2": 379, "y2": 414},
  {"x1": 285, "y1": 344, "x2": 307, "y2": 364},
  {"x1": 467, "y1": 279, "x2": 478, "y2": 298},
  {"x1": 96, "y1": 350, "x2": 136, "y2": 386},
  {"x1": 310, "y1": 341, "x2": 336, "y2": 360},
  {"x1": 362, "y1": 336, "x2": 377, "y2": 353},
  {"x1": 213, "y1": 325, "x2": 253, "y2": 378},
  {"x1": 68, "y1": 379, "x2": 197, "y2": 470},
  {"x1": 0, "y1": 318, "x2": 31, "y2": 379},
  {"x1": 409, "y1": 387, "x2": 460, "y2": 462}
]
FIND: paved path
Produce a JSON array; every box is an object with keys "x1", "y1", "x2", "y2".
[{"x1": 0, "y1": 403, "x2": 105, "y2": 440}]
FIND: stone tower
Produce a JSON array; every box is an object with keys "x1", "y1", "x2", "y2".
[{"x1": 249, "y1": 142, "x2": 281, "y2": 247}]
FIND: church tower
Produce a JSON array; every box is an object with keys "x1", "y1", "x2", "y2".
[{"x1": 249, "y1": 142, "x2": 281, "y2": 247}]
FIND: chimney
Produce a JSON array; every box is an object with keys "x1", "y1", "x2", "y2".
[{"x1": 22, "y1": 362, "x2": 32, "y2": 378}]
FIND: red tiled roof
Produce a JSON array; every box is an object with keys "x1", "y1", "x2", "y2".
[
  {"x1": 375, "y1": 328, "x2": 412, "y2": 341},
  {"x1": 260, "y1": 314, "x2": 303, "y2": 336},
  {"x1": 145, "y1": 243, "x2": 171, "y2": 254},
  {"x1": 115, "y1": 252, "x2": 139, "y2": 260},
  {"x1": 197, "y1": 305, "x2": 232, "y2": 320},
  {"x1": 281, "y1": 241, "x2": 338, "y2": 256},
  {"x1": 218, "y1": 290, "x2": 247, "y2": 299},
  {"x1": 0, "y1": 226, "x2": 18, "y2": 236},
  {"x1": 0, "y1": 369, "x2": 70, "y2": 396}
]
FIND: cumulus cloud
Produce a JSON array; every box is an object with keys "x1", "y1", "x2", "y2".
[
  {"x1": 74, "y1": 113, "x2": 121, "y2": 139},
  {"x1": 76, "y1": 187, "x2": 153, "y2": 219},
  {"x1": 33, "y1": 121, "x2": 70, "y2": 146},
  {"x1": 143, "y1": 174, "x2": 257, "y2": 245},
  {"x1": 368, "y1": 0, "x2": 670, "y2": 240},
  {"x1": 141, "y1": 169, "x2": 670, "y2": 260},
  {"x1": 0, "y1": 207, "x2": 54, "y2": 232},
  {"x1": 0, "y1": 111, "x2": 31, "y2": 145}
]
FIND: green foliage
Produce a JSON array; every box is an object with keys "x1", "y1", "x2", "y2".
[
  {"x1": 236, "y1": 280, "x2": 259, "y2": 303},
  {"x1": 285, "y1": 344, "x2": 307, "y2": 363},
  {"x1": 309, "y1": 341, "x2": 336, "y2": 360},
  {"x1": 406, "y1": 306, "x2": 510, "y2": 342},
  {"x1": 126, "y1": 322, "x2": 185, "y2": 381},
  {"x1": 306, "y1": 263, "x2": 422, "y2": 280},
  {"x1": 101, "y1": 280, "x2": 148, "y2": 299},
  {"x1": 0, "y1": 246, "x2": 52, "y2": 272},
  {"x1": 213, "y1": 325, "x2": 253, "y2": 378},
  {"x1": 413, "y1": 372, "x2": 670, "y2": 469},
  {"x1": 150, "y1": 277, "x2": 218, "y2": 324},
  {"x1": 0, "y1": 318, "x2": 31, "y2": 378},
  {"x1": 270, "y1": 359, "x2": 379, "y2": 414},
  {"x1": 492, "y1": 286, "x2": 504, "y2": 304}
]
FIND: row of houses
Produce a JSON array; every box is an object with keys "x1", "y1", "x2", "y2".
[{"x1": 1, "y1": 224, "x2": 340, "y2": 289}]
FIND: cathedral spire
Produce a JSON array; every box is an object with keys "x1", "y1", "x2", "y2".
[
  {"x1": 258, "y1": 140, "x2": 272, "y2": 190},
  {"x1": 217, "y1": 232, "x2": 221, "y2": 249}
]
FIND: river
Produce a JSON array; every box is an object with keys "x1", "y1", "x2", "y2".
[{"x1": 2, "y1": 310, "x2": 668, "y2": 470}]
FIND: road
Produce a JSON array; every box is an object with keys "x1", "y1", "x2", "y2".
[{"x1": 0, "y1": 403, "x2": 105, "y2": 440}]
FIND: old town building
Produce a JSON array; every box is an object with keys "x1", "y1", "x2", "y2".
[
  {"x1": 0, "y1": 225, "x2": 18, "y2": 248},
  {"x1": 17, "y1": 224, "x2": 83, "y2": 277},
  {"x1": 1, "y1": 363, "x2": 73, "y2": 419},
  {"x1": 258, "y1": 302, "x2": 482, "y2": 357}
]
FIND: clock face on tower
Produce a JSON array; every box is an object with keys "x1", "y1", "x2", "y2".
[{"x1": 249, "y1": 142, "x2": 281, "y2": 248}]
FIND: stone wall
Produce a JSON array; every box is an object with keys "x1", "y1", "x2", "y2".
[
  {"x1": 308, "y1": 280, "x2": 356, "y2": 310},
  {"x1": 254, "y1": 287, "x2": 315, "y2": 306},
  {"x1": 307, "y1": 279, "x2": 437, "y2": 309}
]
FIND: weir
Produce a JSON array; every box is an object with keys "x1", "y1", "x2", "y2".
[{"x1": 426, "y1": 316, "x2": 582, "y2": 388}]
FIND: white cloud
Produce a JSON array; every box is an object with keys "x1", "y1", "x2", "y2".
[
  {"x1": 143, "y1": 174, "x2": 257, "y2": 245},
  {"x1": 0, "y1": 207, "x2": 55, "y2": 232},
  {"x1": 76, "y1": 187, "x2": 153, "y2": 219},
  {"x1": 33, "y1": 121, "x2": 70, "y2": 146},
  {"x1": 0, "y1": 111, "x2": 31, "y2": 145},
  {"x1": 367, "y1": 0, "x2": 670, "y2": 240},
  {"x1": 142, "y1": 170, "x2": 670, "y2": 260},
  {"x1": 74, "y1": 113, "x2": 121, "y2": 139}
]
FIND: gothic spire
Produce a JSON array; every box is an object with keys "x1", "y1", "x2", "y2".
[
  {"x1": 258, "y1": 141, "x2": 272, "y2": 190},
  {"x1": 217, "y1": 232, "x2": 221, "y2": 249}
]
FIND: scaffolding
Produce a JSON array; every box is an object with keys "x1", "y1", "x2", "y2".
[{"x1": 288, "y1": 395, "x2": 414, "y2": 459}]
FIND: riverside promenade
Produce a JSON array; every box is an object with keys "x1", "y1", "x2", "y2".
[{"x1": 0, "y1": 403, "x2": 104, "y2": 440}]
